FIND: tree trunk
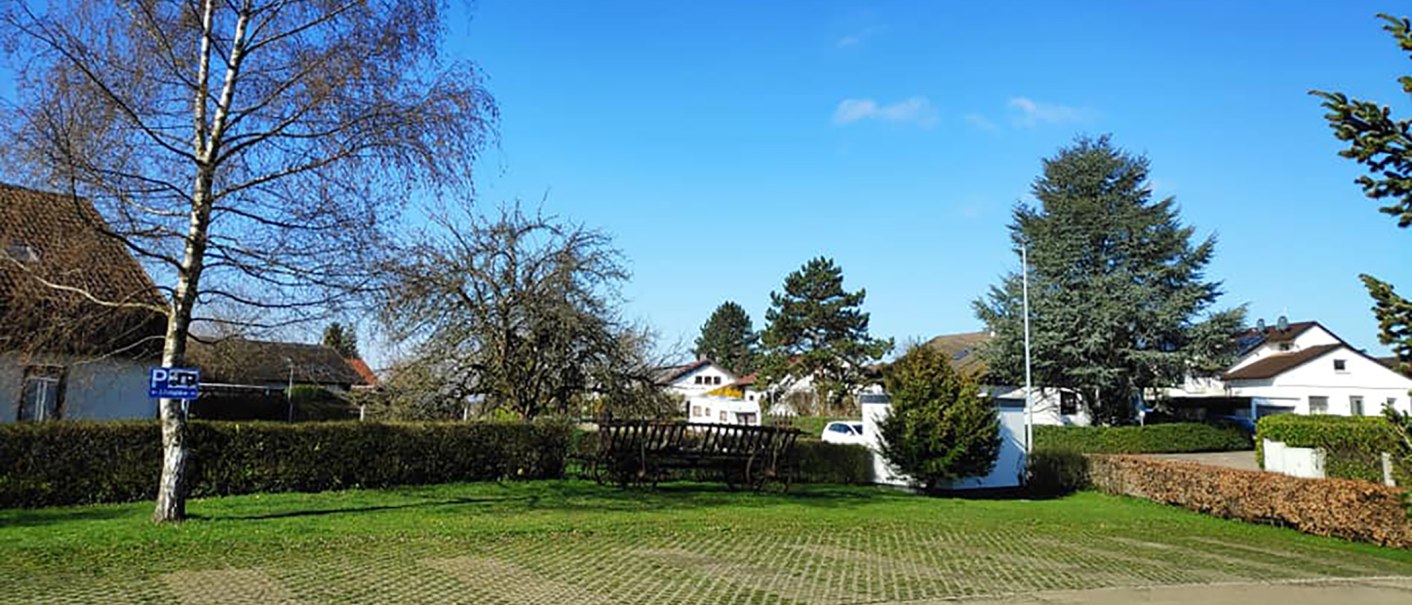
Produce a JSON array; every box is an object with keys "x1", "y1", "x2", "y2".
[{"x1": 152, "y1": 171, "x2": 215, "y2": 523}]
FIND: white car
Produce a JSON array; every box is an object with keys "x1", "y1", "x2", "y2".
[{"x1": 820, "y1": 421, "x2": 867, "y2": 446}]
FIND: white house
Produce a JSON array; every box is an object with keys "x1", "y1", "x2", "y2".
[
  {"x1": 685, "y1": 394, "x2": 762, "y2": 426},
  {"x1": 655, "y1": 360, "x2": 765, "y2": 425},
  {"x1": 0, "y1": 184, "x2": 168, "y2": 422},
  {"x1": 1210, "y1": 320, "x2": 1412, "y2": 418},
  {"x1": 924, "y1": 331, "x2": 1090, "y2": 426},
  {"x1": 654, "y1": 359, "x2": 738, "y2": 399}
]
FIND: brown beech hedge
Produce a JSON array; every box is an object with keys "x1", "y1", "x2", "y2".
[{"x1": 1088, "y1": 455, "x2": 1412, "y2": 548}]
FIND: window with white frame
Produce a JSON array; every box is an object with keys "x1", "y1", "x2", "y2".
[
  {"x1": 1308, "y1": 396, "x2": 1329, "y2": 414},
  {"x1": 17, "y1": 366, "x2": 65, "y2": 422},
  {"x1": 1387, "y1": 397, "x2": 1399, "y2": 412},
  {"x1": 1350, "y1": 395, "x2": 1364, "y2": 417},
  {"x1": 694, "y1": 375, "x2": 703, "y2": 385},
  {"x1": 1333, "y1": 359, "x2": 1347, "y2": 372}
]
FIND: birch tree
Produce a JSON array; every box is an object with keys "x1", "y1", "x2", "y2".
[{"x1": 0, "y1": 0, "x2": 496, "y2": 522}]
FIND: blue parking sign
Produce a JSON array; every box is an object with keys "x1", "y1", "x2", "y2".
[{"x1": 149, "y1": 367, "x2": 200, "y2": 399}]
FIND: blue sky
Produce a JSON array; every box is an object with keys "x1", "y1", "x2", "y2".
[
  {"x1": 442, "y1": 1, "x2": 1412, "y2": 359},
  {"x1": 2, "y1": 2, "x2": 1409, "y2": 364}
]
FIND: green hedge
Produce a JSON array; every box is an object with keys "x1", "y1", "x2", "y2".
[
  {"x1": 1033, "y1": 423, "x2": 1252, "y2": 454},
  {"x1": 1025, "y1": 448, "x2": 1090, "y2": 496},
  {"x1": 0, "y1": 420, "x2": 573, "y2": 508},
  {"x1": 1256, "y1": 414, "x2": 1409, "y2": 484},
  {"x1": 791, "y1": 440, "x2": 875, "y2": 485}
]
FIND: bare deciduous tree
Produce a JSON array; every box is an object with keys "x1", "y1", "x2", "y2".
[
  {"x1": 381, "y1": 205, "x2": 676, "y2": 421},
  {"x1": 0, "y1": 0, "x2": 496, "y2": 522}
]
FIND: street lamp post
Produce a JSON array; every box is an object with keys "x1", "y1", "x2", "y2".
[
  {"x1": 285, "y1": 357, "x2": 295, "y2": 422},
  {"x1": 1022, "y1": 243, "x2": 1034, "y2": 455}
]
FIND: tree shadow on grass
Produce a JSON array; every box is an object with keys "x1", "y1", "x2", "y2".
[
  {"x1": 0, "y1": 503, "x2": 144, "y2": 528},
  {"x1": 187, "y1": 496, "x2": 519, "y2": 521},
  {"x1": 0, "y1": 480, "x2": 913, "y2": 528}
]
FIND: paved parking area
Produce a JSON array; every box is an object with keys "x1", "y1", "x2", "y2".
[
  {"x1": 1144, "y1": 451, "x2": 1261, "y2": 472},
  {"x1": 950, "y1": 577, "x2": 1412, "y2": 605}
]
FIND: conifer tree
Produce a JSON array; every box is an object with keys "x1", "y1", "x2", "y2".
[
  {"x1": 1312, "y1": 13, "x2": 1412, "y2": 377},
  {"x1": 974, "y1": 136, "x2": 1244, "y2": 424},
  {"x1": 759, "y1": 257, "x2": 892, "y2": 414},
  {"x1": 694, "y1": 301, "x2": 757, "y2": 375}
]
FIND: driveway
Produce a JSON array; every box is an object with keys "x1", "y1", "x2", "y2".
[
  {"x1": 945, "y1": 577, "x2": 1412, "y2": 605},
  {"x1": 1144, "y1": 450, "x2": 1260, "y2": 472}
]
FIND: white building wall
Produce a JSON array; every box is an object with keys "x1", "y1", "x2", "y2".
[
  {"x1": 663, "y1": 364, "x2": 737, "y2": 399},
  {"x1": 1229, "y1": 348, "x2": 1412, "y2": 416},
  {"x1": 987, "y1": 386, "x2": 1090, "y2": 426},
  {"x1": 685, "y1": 395, "x2": 761, "y2": 425},
  {"x1": 0, "y1": 353, "x2": 152, "y2": 422}
]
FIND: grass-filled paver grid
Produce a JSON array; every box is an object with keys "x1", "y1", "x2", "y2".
[{"x1": 3, "y1": 481, "x2": 1411, "y2": 604}]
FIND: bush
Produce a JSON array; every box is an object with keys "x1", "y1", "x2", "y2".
[
  {"x1": 1025, "y1": 448, "x2": 1090, "y2": 496},
  {"x1": 1034, "y1": 423, "x2": 1251, "y2": 454},
  {"x1": 791, "y1": 441, "x2": 874, "y2": 485},
  {"x1": 1088, "y1": 454, "x2": 1412, "y2": 548},
  {"x1": 0, "y1": 420, "x2": 573, "y2": 508},
  {"x1": 1256, "y1": 414, "x2": 1409, "y2": 484},
  {"x1": 878, "y1": 345, "x2": 1000, "y2": 491}
]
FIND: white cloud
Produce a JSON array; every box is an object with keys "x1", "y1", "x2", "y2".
[
  {"x1": 832, "y1": 96, "x2": 937, "y2": 127},
  {"x1": 836, "y1": 25, "x2": 885, "y2": 48},
  {"x1": 963, "y1": 113, "x2": 998, "y2": 131},
  {"x1": 1007, "y1": 97, "x2": 1090, "y2": 127}
]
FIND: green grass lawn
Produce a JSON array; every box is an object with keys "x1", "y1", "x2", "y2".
[{"x1": 2, "y1": 481, "x2": 1411, "y2": 604}]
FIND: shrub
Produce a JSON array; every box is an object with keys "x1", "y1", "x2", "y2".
[
  {"x1": 877, "y1": 344, "x2": 999, "y2": 492},
  {"x1": 1088, "y1": 454, "x2": 1412, "y2": 548},
  {"x1": 0, "y1": 420, "x2": 573, "y2": 508},
  {"x1": 1034, "y1": 422, "x2": 1251, "y2": 454},
  {"x1": 1025, "y1": 448, "x2": 1090, "y2": 496},
  {"x1": 791, "y1": 441, "x2": 874, "y2": 485},
  {"x1": 1256, "y1": 414, "x2": 1409, "y2": 484}
]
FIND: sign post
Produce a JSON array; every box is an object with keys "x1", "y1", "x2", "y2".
[{"x1": 149, "y1": 367, "x2": 201, "y2": 417}]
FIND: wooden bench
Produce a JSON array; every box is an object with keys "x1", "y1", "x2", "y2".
[{"x1": 590, "y1": 421, "x2": 801, "y2": 491}]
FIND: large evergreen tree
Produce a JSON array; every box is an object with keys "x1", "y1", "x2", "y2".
[
  {"x1": 974, "y1": 136, "x2": 1245, "y2": 425},
  {"x1": 322, "y1": 322, "x2": 360, "y2": 359},
  {"x1": 694, "y1": 301, "x2": 757, "y2": 375},
  {"x1": 1312, "y1": 13, "x2": 1412, "y2": 377},
  {"x1": 759, "y1": 257, "x2": 892, "y2": 414}
]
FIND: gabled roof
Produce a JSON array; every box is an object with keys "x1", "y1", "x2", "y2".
[
  {"x1": 187, "y1": 337, "x2": 366, "y2": 387},
  {"x1": 1233, "y1": 321, "x2": 1320, "y2": 356},
  {"x1": 0, "y1": 183, "x2": 166, "y2": 357},
  {"x1": 346, "y1": 358, "x2": 379, "y2": 386},
  {"x1": 1222, "y1": 344, "x2": 1344, "y2": 380},
  {"x1": 653, "y1": 359, "x2": 714, "y2": 385},
  {"x1": 727, "y1": 373, "x2": 757, "y2": 388},
  {"x1": 923, "y1": 331, "x2": 991, "y2": 378}
]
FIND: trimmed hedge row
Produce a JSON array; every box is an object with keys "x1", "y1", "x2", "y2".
[
  {"x1": 1033, "y1": 422, "x2": 1252, "y2": 454},
  {"x1": 1088, "y1": 455, "x2": 1412, "y2": 548},
  {"x1": 0, "y1": 420, "x2": 573, "y2": 508},
  {"x1": 1255, "y1": 414, "x2": 1409, "y2": 484},
  {"x1": 792, "y1": 441, "x2": 875, "y2": 485}
]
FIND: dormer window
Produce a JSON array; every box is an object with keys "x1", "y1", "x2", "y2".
[
  {"x1": 5, "y1": 242, "x2": 39, "y2": 263},
  {"x1": 1333, "y1": 359, "x2": 1347, "y2": 372}
]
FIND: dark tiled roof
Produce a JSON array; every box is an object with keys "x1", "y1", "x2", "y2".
[
  {"x1": 1378, "y1": 356, "x2": 1411, "y2": 378},
  {"x1": 923, "y1": 331, "x2": 991, "y2": 378},
  {"x1": 1234, "y1": 321, "x2": 1319, "y2": 355},
  {"x1": 1222, "y1": 344, "x2": 1343, "y2": 380},
  {"x1": 653, "y1": 359, "x2": 714, "y2": 385},
  {"x1": 187, "y1": 337, "x2": 365, "y2": 387},
  {"x1": 0, "y1": 184, "x2": 166, "y2": 357}
]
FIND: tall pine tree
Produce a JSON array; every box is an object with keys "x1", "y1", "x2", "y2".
[
  {"x1": 694, "y1": 301, "x2": 758, "y2": 375},
  {"x1": 322, "y1": 322, "x2": 360, "y2": 359},
  {"x1": 974, "y1": 136, "x2": 1245, "y2": 425},
  {"x1": 759, "y1": 257, "x2": 892, "y2": 414},
  {"x1": 1312, "y1": 13, "x2": 1412, "y2": 377}
]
